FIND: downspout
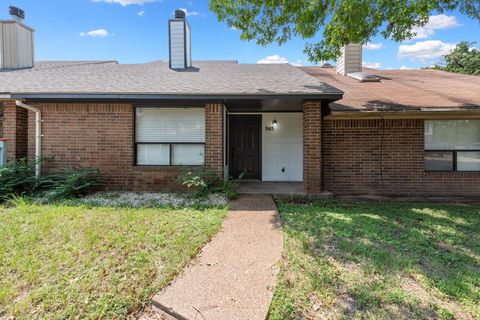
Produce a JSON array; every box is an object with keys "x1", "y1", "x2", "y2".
[{"x1": 15, "y1": 100, "x2": 42, "y2": 176}]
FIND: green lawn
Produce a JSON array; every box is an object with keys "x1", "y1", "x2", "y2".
[
  {"x1": 0, "y1": 200, "x2": 227, "y2": 319},
  {"x1": 269, "y1": 199, "x2": 480, "y2": 320}
]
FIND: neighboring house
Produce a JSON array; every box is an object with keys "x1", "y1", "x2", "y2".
[{"x1": 1, "y1": 11, "x2": 479, "y2": 196}]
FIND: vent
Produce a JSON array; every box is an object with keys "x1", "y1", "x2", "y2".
[
  {"x1": 9, "y1": 6, "x2": 25, "y2": 21},
  {"x1": 174, "y1": 9, "x2": 186, "y2": 19},
  {"x1": 347, "y1": 71, "x2": 380, "y2": 82}
]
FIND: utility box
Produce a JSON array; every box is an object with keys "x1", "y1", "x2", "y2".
[{"x1": 0, "y1": 139, "x2": 7, "y2": 168}]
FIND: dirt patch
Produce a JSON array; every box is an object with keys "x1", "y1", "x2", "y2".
[{"x1": 401, "y1": 276, "x2": 473, "y2": 320}]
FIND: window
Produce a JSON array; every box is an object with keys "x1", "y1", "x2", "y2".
[
  {"x1": 425, "y1": 120, "x2": 480, "y2": 171},
  {"x1": 135, "y1": 107, "x2": 205, "y2": 166}
]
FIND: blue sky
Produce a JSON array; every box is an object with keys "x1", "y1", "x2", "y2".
[{"x1": 2, "y1": 0, "x2": 479, "y2": 69}]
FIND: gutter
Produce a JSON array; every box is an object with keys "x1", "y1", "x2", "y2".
[
  {"x1": 10, "y1": 92, "x2": 344, "y2": 102},
  {"x1": 15, "y1": 100, "x2": 42, "y2": 176}
]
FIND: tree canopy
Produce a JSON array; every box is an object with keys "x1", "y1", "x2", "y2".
[
  {"x1": 431, "y1": 41, "x2": 480, "y2": 75},
  {"x1": 209, "y1": 0, "x2": 480, "y2": 62}
]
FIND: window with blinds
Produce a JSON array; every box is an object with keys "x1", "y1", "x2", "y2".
[
  {"x1": 425, "y1": 120, "x2": 480, "y2": 171},
  {"x1": 135, "y1": 108, "x2": 205, "y2": 166}
]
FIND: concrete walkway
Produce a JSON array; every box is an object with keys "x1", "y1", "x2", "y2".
[{"x1": 149, "y1": 195, "x2": 283, "y2": 320}]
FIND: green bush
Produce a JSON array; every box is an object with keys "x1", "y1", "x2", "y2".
[
  {"x1": 177, "y1": 167, "x2": 242, "y2": 199},
  {"x1": 0, "y1": 160, "x2": 52, "y2": 201},
  {"x1": 41, "y1": 168, "x2": 101, "y2": 202},
  {"x1": 0, "y1": 159, "x2": 100, "y2": 202},
  {"x1": 177, "y1": 167, "x2": 219, "y2": 198}
]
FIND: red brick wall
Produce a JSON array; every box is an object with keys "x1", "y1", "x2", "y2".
[
  {"x1": 1, "y1": 100, "x2": 28, "y2": 162},
  {"x1": 8, "y1": 100, "x2": 478, "y2": 196},
  {"x1": 205, "y1": 104, "x2": 224, "y2": 178},
  {"x1": 27, "y1": 103, "x2": 181, "y2": 190},
  {"x1": 323, "y1": 118, "x2": 480, "y2": 196},
  {"x1": 303, "y1": 100, "x2": 323, "y2": 194}
]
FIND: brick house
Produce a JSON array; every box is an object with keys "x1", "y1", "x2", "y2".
[{"x1": 1, "y1": 11, "x2": 479, "y2": 196}]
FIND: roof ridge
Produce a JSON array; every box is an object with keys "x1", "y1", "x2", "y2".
[{"x1": 36, "y1": 60, "x2": 118, "y2": 71}]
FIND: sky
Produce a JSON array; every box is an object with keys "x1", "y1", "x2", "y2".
[{"x1": 1, "y1": 0, "x2": 479, "y2": 70}]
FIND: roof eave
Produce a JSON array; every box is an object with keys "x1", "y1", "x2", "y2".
[
  {"x1": 11, "y1": 92, "x2": 344, "y2": 102},
  {"x1": 326, "y1": 109, "x2": 480, "y2": 120}
]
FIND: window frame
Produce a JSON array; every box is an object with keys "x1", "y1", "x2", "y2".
[
  {"x1": 424, "y1": 149, "x2": 480, "y2": 172},
  {"x1": 424, "y1": 120, "x2": 480, "y2": 172},
  {"x1": 133, "y1": 106, "x2": 206, "y2": 167}
]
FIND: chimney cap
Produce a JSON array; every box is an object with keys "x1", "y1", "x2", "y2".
[
  {"x1": 174, "y1": 9, "x2": 186, "y2": 19},
  {"x1": 9, "y1": 6, "x2": 25, "y2": 21}
]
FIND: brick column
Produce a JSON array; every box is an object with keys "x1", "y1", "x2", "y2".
[
  {"x1": 303, "y1": 100, "x2": 323, "y2": 194},
  {"x1": 1, "y1": 100, "x2": 28, "y2": 163},
  {"x1": 205, "y1": 103, "x2": 224, "y2": 178}
]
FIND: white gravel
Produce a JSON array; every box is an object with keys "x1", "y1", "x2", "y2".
[{"x1": 77, "y1": 192, "x2": 229, "y2": 208}]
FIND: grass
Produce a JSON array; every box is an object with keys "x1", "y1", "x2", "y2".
[
  {"x1": 269, "y1": 199, "x2": 480, "y2": 320},
  {"x1": 0, "y1": 199, "x2": 227, "y2": 319}
]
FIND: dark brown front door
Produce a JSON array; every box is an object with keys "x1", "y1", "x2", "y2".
[{"x1": 229, "y1": 115, "x2": 261, "y2": 179}]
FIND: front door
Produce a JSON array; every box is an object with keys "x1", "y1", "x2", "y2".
[{"x1": 229, "y1": 115, "x2": 261, "y2": 179}]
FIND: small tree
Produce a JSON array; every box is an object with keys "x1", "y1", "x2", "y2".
[{"x1": 431, "y1": 42, "x2": 480, "y2": 76}]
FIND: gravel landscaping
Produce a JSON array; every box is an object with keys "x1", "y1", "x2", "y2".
[{"x1": 76, "y1": 192, "x2": 229, "y2": 208}]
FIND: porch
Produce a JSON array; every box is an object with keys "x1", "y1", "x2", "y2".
[
  {"x1": 238, "y1": 181, "x2": 305, "y2": 195},
  {"x1": 222, "y1": 99, "x2": 325, "y2": 194}
]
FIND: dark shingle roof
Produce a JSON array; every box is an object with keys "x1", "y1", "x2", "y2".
[{"x1": 0, "y1": 60, "x2": 342, "y2": 98}]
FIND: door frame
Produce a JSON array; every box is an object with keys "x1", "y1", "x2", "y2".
[{"x1": 227, "y1": 114, "x2": 262, "y2": 180}]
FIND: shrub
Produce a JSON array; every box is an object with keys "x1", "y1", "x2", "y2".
[
  {"x1": 0, "y1": 159, "x2": 54, "y2": 201},
  {"x1": 0, "y1": 159, "x2": 100, "y2": 202},
  {"x1": 177, "y1": 167, "x2": 219, "y2": 198},
  {"x1": 41, "y1": 168, "x2": 101, "y2": 202},
  {"x1": 177, "y1": 167, "x2": 243, "y2": 199}
]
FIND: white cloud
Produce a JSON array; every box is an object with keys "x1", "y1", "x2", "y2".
[
  {"x1": 398, "y1": 40, "x2": 456, "y2": 62},
  {"x1": 79, "y1": 29, "x2": 110, "y2": 37},
  {"x1": 364, "y1": 42, "x2": 383, "y2": 50},
  {"x1": 178, "y1": 8, "x2": 201, "y2": 17},
  {"x1": 412, "y1": 14, "x2": 460, "y2": 39},
  {"x1": 256, "y1": 55, "x2": 303, "y2": 66},
  {"x1": 257, "y1": 55, "x2": 289, "y2": 64},
  {"x1": 399, "y1": 65, "x2": 417, "y2": 70},
  {"x1": 362, "y1": 61, "x2": 383, "y2": 69},
  {"x1": 92, "y1": 0, "x2": 157, "y2": 6},
  {"x1": 138, "y1": 10, "x2": 145, "y2": 16},
  {"x1": 290, "y1": 60, "x2": 304, "y2": 66}
]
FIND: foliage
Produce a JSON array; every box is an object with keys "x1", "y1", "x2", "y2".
[
  {"x1": 217, "y1": 176, "x2": 242, "y2": 200},
  {"x1": 430, "y1": 41, "x2": 480, "y2": 75},
  {"x1": 40, "y1": 168, "x2": 101, "y2": 202},
  {"x1": 209, "y1": 0, "x2": 480, "y2": 62},
  {"x1": 269, "y1": 199, "x2": 480, "y2": 319},
  {"x1": 0, "y1": 201, "x2": 227, "y2": 319},
  {"x1": 178, "y1": 167, "x2": 219, "y2": 198},
  {"x1": 0, "y1": 159, "x2": 100, "y2": 202},
  {"x1": 177, "y1": 167, "x2": 242, "y2": 199},
  {"x1": 0, "y1": 160, "x2": 54, "y2": 201}
]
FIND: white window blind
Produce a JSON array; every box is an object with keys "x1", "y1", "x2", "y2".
[
  {"x1": 425, "y1": 120, "x2": 480, "y2": 150},
  {"x1": 136, "y1": 108, "x2": 205, "y2": 143},
  {"x1": 172, "y1": 144, "x2": 205, "y2": 165},
  {"x1": 137, "y1": 144, "x2": 170, "y2": 165},
  {"x1": 135, "y1": 108, "x2": 205, "y2": 166},
  {"x1": 424, "y1": 120, "x2": 480, "y2": 172}
]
